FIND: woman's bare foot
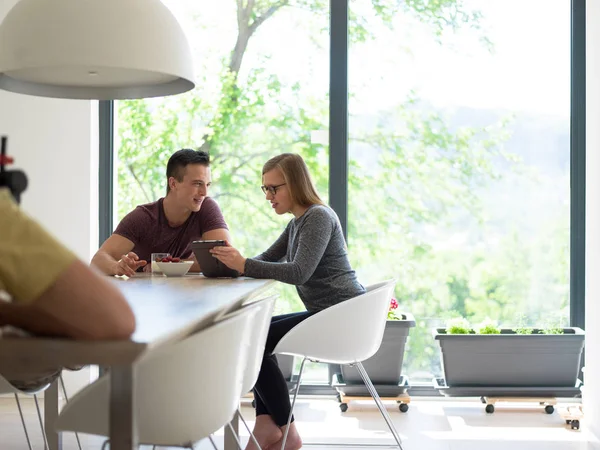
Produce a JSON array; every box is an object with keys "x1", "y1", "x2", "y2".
[
  {"x1": 244, "y1": 415, "x2": 283, "y2": 450},
  {"x1": 267, "y1": 422, "x2": 302, "y2": 450}
]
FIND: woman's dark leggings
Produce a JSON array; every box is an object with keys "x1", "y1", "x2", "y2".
[{"x1": 253, "y1": 311, "x2": 316, "y2": 427}]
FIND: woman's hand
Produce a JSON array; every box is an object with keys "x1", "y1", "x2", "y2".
[{"x1": 210, "y1": 241, "x2": 246, "y2": 274}]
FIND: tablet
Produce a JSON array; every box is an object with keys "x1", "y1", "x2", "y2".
[{"x1": 190, "y1": 240, "x2": 240, "y2": 278}]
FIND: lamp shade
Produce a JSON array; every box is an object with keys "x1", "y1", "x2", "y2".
[{"x1": 0, "y1": 0, "x2": 195, "y2": 100}]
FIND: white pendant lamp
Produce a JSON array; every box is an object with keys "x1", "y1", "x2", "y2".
[{"x1": 0, "y1": 0, "x2": 195, "y2": 100}]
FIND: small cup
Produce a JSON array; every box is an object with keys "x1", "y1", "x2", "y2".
[{"x1": 151, "y1": 253, "x2": 171, "y2": 274}]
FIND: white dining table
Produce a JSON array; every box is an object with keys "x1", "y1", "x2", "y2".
[{"x1": 0, "y1": 273, "x2": 275, "y2": 450}]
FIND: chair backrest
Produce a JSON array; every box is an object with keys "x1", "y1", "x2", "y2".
[
  {"x1": 236, "y1": 296, "x2": 276, "y2": 394},
  {"x1": 55, "y1": 305, "x2": 257, "y2": 447},
  {"x1": 0, "y1": 374, "x2": 51, "y2": 395},
  {"x1": 365, "y1": 281, "x2": 392, "y2": 293},
  {"x1": 214, "y1": 295, "x2": 276, "y2": 394},
  {"x1": 0, "y1": 366, "x2": 53, "y2": 395},
  {"x1": 273, "y1": 280, "x2": 396, "y2": 365}
]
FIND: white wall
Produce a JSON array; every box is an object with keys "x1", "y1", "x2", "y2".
[
  {"x1": 586, "y1": 0, "x2": 600, "y2": 441},
  {"x1": 0, "y1": 0, "x2": 99, "y2": 394},
  {"x1": 0, "y1": 93, "x2": 99, "y2": 260}
]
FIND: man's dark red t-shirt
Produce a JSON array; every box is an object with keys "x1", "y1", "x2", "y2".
[{"x1": 113, "y1": 197, "x2": 228, "y2": 263}]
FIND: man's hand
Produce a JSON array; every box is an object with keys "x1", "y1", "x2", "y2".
[
  {"x1": 113, "y1": 252, "x2": 147, "y2": 277},
  {"x1": 209, "y1": 241, "x2": 246, "y2": 274}
]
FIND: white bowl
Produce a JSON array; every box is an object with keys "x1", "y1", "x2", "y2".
[{"x1": 155, "y1": 260, "x2": 193, "y2": 277}]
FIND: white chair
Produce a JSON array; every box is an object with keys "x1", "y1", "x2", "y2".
[
  {"x1": 274, "y1": 280, "x2": 405, "y2": 450},
  {"x1": 0, "y1": 372, "x2": 82, "y2": 450},
  {"x1": 223, "y1": 295, "x2": 277, "y2": 450},
  {"x1": 55, "y1": 304, "x2": 258, "y2": 449}
]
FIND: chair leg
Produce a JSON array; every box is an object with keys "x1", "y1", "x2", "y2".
[
  {"x1": 34, "y1": 393, "x2": 51, "y2": 450},
  {"x1": 227, "y1": 421, "x2": 245, "y2": 450},
  {"x1": 14, "y1": 393, "x2": 33, "y2": 450},
  {"x1": 60, "y1": 374, "x2": 83, "y2": 450},
  {"x1": 237, "y1": 408, "x2": 263, "y2": 450},
  {"x1": 208, "y1": 434, "x2": 219, "y2": 450},
  {"x1": 355, "y1": 362, "x2": 404, "y2": 450},
  {"x1": 280, "y1": 357, "x2": 307, "y2": 450}
]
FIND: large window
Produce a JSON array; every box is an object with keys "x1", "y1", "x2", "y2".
[
  {"x1": 102, "y1": 0, "x2": 584, "y2": 389},
  {"x1": 348, "y1": 0, "x2": 571, "y2": 382}
]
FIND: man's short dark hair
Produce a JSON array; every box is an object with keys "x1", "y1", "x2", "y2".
[{"x1": 166, "y1": 149, "x2": 210, "y2": 193}]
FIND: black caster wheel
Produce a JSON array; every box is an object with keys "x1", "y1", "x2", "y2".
[
  {"x1": 566, "y1": 420, "x2": 572, "y2": 424},
  {"x1": 485, "y1": 404, "x2": 495, "y2": 414},
  {"x1": 480, "y1": 396, "x2": 486, "y2": 404},
  {"x1": 545, "y1": 405, "x2": 555, "y2": 414},
  {"x1": 399, "y1": 403, "x2": 409, "y2": 413},
  {"x1": 339, "y1": 403, "x2": 348, "y2": 413},
  {"x1": 571, "y1": 420, "x2": 580, "y2": 430},
  {"x1": 252, "y1": 399, "x2": 256, "y2": 408},
  {"x1": 336, "y1": 393, "x2": 342, "y2": 403}
]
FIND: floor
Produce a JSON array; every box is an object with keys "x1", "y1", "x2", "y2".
[{"x1": 0, "y1": 396, "x2": 598, "y2": 450}]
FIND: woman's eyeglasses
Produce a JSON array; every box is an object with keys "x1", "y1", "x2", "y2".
[{"x1": 261, "y1": 183, "x2": 286, "y2": 195}]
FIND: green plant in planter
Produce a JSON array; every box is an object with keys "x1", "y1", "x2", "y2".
[
  {"x1": 445, "y1": 314, "x2": 565, "y2": 335},
  {"x1": 446, "y1": 317, "x2": 472, "y2": 334},
  {"x1": 478, "y1": 319, "x2": 501, "y2": 334},
  {"x1": 515, "y1": 313, "x2": 564, "y2": 335},
  {"x1": 540, "y1": 327, "x2": 564, "y2": 335},
  {"x1": 514, "y1": 313, "x2": 534, "y2": 334},
  {"x1": 515, "y1": 327, "x2": 533, "y2": 335}
]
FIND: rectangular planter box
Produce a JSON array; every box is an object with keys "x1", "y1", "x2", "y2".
[
  {"x1": 434, "y1": 327, "x2": 585, "y2": 387},
  {"x1": 339, "y1": 313, "x2": 416, "y2": 385}
]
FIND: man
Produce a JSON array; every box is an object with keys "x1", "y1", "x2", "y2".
[
  {"x1": 92, "y1": 149, "x2": 230, "y2": 276},
  {"x1": 0, "y1": 188, "x2": 136, "y2": 340}
]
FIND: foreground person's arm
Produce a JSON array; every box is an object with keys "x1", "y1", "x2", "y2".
[
  {"x1": 0, "y1": 260, "x2": 135, "y2": 339},
  {"x1": 0, "y1": 189, "x2": 136, "y2": 339}
]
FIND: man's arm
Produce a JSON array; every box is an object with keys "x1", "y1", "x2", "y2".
[
  {"x1": 0, "y1": 260, "x2": 135, "y2": 339},
  {"x1": 186, "y1": 228, "x2": 231, "y2": 272},
  {"x1": 91, "y1": 234, "x2": 146, "y2": 276}
]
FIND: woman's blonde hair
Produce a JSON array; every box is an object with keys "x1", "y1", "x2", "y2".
[{"x1": 263, "y1": 153, "x2": 324, "y2": 207}]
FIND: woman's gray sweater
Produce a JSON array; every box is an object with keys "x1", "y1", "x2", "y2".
[{"x1": 243, "y1": 204, "x2": 365, "y2": 312}]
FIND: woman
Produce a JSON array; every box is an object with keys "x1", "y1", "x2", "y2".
[{"x1": 211, "y1": 153, "x2": 365, "y2": 450}]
